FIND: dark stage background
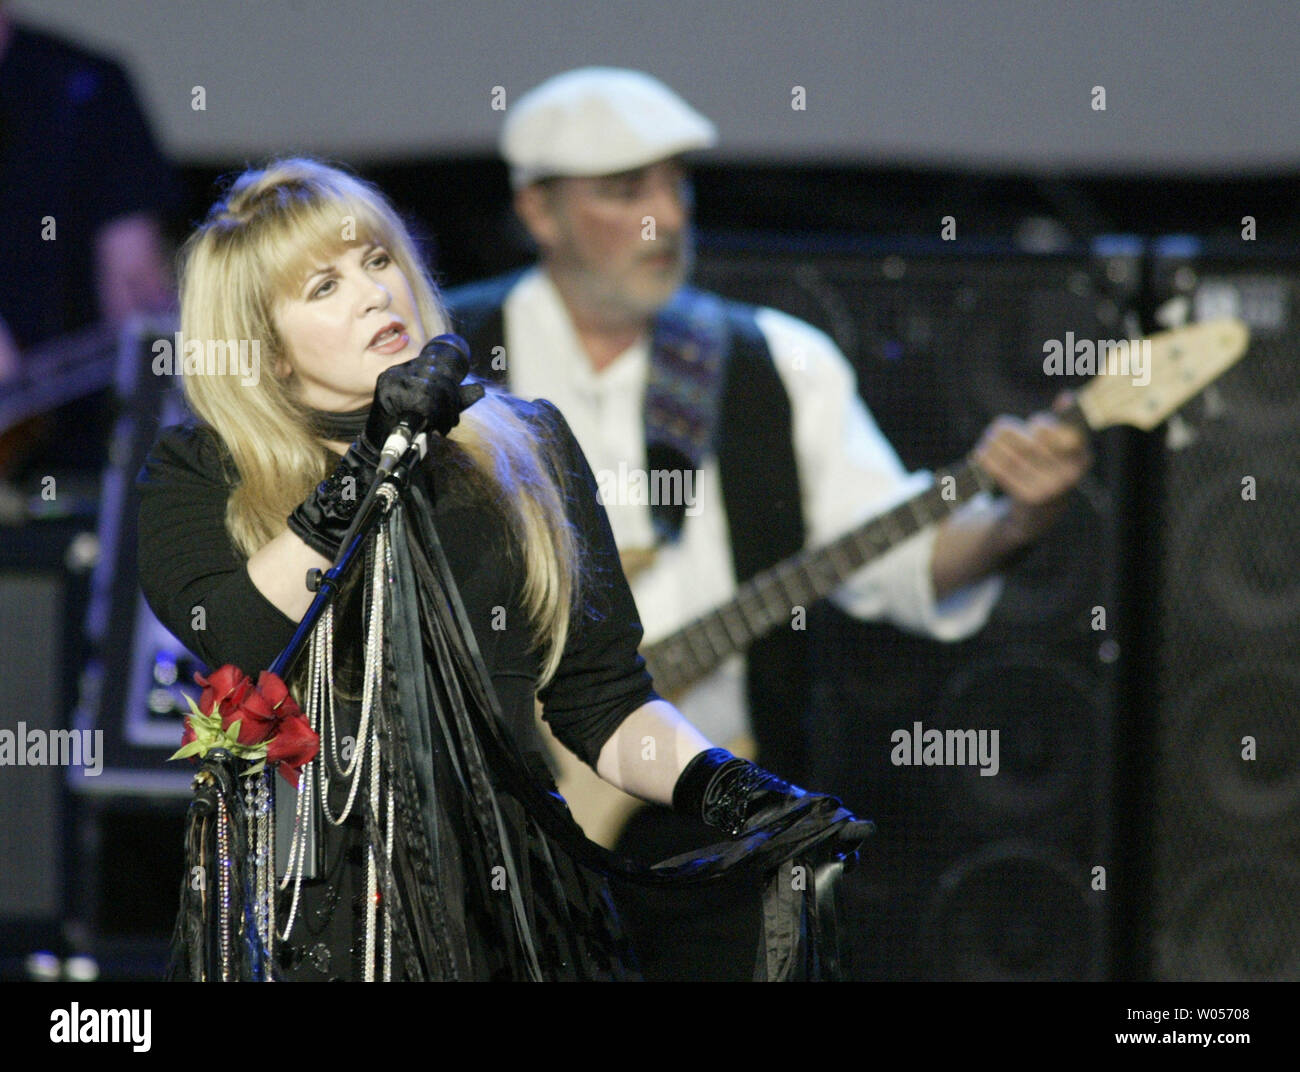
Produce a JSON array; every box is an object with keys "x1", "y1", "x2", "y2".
[{"x1": 2, "y1": 2, "x2": 1297, "y2": 985}]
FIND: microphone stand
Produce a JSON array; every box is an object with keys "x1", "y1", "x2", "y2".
[
  {"x1": 269, "y1": 439, "x2": 424, "y2": 680},
  {"x1": 269, "y1": 437, "x2": 427, "y2": 880},
  {"x1": 173, "y1": 437, "x2": 427, "y2": 983}
]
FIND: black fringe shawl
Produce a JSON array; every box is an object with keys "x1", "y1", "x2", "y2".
[{"x1": 168, "y1": 468, "x2": 863, "y2": 982}]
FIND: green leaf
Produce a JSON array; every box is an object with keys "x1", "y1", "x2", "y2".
[
  {"x1": 168, "y1": 742, "x2": 204, "y2": 762},
  {"x1": 182, "y1": 707, "x2": 221, "y2": 743},
  {"x1": 241, "y1": 760, "x2": 266, "y2": 778}
]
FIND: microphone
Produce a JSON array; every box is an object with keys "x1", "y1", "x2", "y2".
[{"x1": 374, "y1": 333, "x2": 471, "y2": 477}]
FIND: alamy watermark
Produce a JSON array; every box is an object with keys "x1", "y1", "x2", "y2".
[
  {"x1": 890, "y1": 721, "x2": 999, "y2": 777},
  {"x1": 50, "y1": 1003, "x2": 150, "y2": 1051},
  {"x1": 0, "y1": 724, "x2": 102, "y2": 776},
  {"x1": 151, "y1": 332, "x2": 260, "y2": 387},
  {"x1": 1042, "y1": 332, "x2": 1150, "y2": 386},
  {"x1": 594, "y1": 463, "x2": 701, "y2": 515}
]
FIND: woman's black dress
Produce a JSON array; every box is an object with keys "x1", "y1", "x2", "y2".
[{"x1": 137, "y1": 397, "x2": 656, "y2": 979}]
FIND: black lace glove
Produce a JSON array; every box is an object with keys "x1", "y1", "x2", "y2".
[
  {"x1": 286, "y1": 436, "x2": 381, "y2": 561},
  {"x1": 287, "y1": 335, "x2": 484, "y2": 561},
  {"x1": 360, "y1": 334, "x2": 483, "y2": 452},
  {"x1": 673, "y1": 747, "x2": 875, "y2": 843}
]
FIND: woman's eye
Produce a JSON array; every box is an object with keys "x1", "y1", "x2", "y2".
[
  {"x1": 310, "y1": 278, "x2": 336, "y2": 299},
  {"x1": 368, "y1": 252, "x2": 391, "y2": 270}
]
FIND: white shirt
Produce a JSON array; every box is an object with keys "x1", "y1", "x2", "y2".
[{"x1": 503, "y1": 268, "x2": 1002, "y2": 746}]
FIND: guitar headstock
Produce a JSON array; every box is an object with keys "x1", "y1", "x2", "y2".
[{"x1": 1075, "y1": 317, "x2": 1249, "y2": 431}]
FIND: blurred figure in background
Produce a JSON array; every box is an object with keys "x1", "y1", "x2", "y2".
[
  {"x1": 0, "y1": 6, "x2": 178, "y2": 480},
  {"x1": 444, "y1": 67, "x2": 1090, "y2": 979}
]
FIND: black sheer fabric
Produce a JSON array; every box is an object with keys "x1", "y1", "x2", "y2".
[
  {"x1": 148, "y1": 398, "x2": 865, "y2": 980},
  {"x1": 271, "y1": 447, "x2": 865, "y2": 981},
  {"x1": 274, "y1": 439, "x2": 641, "y2": 981}
]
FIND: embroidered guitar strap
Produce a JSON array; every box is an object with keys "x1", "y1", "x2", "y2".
[{"x1": 644, "y1": 287, "x2": 729, "y2": 545}]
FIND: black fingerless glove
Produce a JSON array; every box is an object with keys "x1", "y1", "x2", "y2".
[
  {"x1": 361, "y1": 334, "x2": 484, "y2": 454},
  {"x1": 286, "y1": 335, "x2": 485, "y2": 562},
  {"x1": 286, "y1": 436, "x2": 381, "y2": 561},
  {"x1": 673, "y1": 747, "x2": 875, "y2": 843}
]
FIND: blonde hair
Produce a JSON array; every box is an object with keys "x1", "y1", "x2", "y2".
[{"x1": 177, "y1": 157, "x2": 581, "y2": 686}]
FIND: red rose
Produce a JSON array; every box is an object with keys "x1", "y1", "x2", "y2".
[
  {"x1": 220, "y1": 682, "x2": 281, "y2": 746},
  {"x1": 266, "y1": 712, "x2": 320, "y2": 788},
  {"x1": 194, "y1": 665, "x2": 252, "y2": 717},
  {"x1": 177, "y1": 664, "x2": 317, "y2": 785},
  {"x1": 255, "y1": 671, "x2": 303, "y2": 721}
]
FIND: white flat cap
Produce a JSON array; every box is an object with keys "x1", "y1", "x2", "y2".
[{"x1": 501, "y1": 67, "x2": 717, "y2": 187}]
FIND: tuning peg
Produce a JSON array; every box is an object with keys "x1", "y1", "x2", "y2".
[
  {"x1": 1200, "y1": 384, "x2": 1226, "y2": 419},
  {"x1": 1154, "y1": 296, "x2": 1191, "y2": 330},
  {"x1": 1164, "y1": 412, "x2": 1197, "y2": 451}
]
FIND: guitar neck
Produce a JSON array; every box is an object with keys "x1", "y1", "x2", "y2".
[
  {"x1": 642, "y1": 457, "x2": 1000, "y2": 695},
  {"x1": 0, "y1": 324, "x2": 120, "y2": 435},
  {"x1": 642, "y1": 310, "x2": 1251, "y2": 696}
]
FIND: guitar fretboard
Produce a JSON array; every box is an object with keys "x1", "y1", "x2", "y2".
[{"x1": 642, "y1": 460, "x2": 998, "y2": 695}]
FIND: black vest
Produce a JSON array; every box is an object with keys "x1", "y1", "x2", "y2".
[{"x1": 443, "y1": 273, "x2": 812, "y2": 781}]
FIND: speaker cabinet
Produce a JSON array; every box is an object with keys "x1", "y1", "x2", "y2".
[
  {"x1": 0, "y1": 565, "x2": 70, "y2": 947},
  {"x1": 692, "y1": 238, "x2": 1137, "y2": 979},
  {"x1": 1145, "y1": 241, "x2": 1300, "y2": 981}
]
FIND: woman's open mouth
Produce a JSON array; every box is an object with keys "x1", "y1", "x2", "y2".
[{"x1": 368, "y1": 321, "x2": 409, "y2": 354}]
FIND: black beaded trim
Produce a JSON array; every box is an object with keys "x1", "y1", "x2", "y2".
[
  {"x1": 701, "y1": 762, "x2": 770, "y2": 837},
  {"x1": 317, "y1": 465, "x2": 365, "y2": 521}
]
